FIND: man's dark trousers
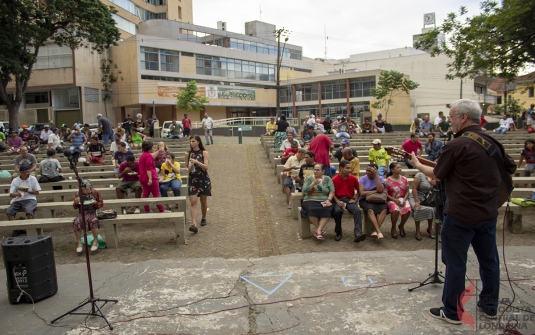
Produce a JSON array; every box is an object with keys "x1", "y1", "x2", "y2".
[{"x1": 333, "y1": 198, "x2": 363, "y2": 236}]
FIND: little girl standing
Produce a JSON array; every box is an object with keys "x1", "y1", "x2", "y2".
[{"x1": 518, "y1": 139, "x2": 535, "y2": 188}]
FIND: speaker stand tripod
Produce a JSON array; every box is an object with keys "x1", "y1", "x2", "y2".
[{"x1": 50, "y1": 153, "x2": 117, "y2": 329}]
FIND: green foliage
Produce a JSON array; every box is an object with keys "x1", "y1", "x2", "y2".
[
  {"x1": 414, "y1": 0, "x2": 535, "y2": 81},
  {"x1": 176, "y1": 81, "x2": 209, "y2": 113},
  {"x1": 493, "y1": 96, "x2": 525, "y2": 117},
  {"x1": 100, "y1": 58, "x2": 123, "y2": 117},
  {"x1": 0, "y1": 0, "x2": 121, "y2": 129},
  {"x1": 370, "y1": 70, "x2": 419, "y2": 120}
]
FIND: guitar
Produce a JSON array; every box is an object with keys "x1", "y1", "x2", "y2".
[
  {"x1": 384, "y1": 147, "x2": 436, "y2": 167},
  {"x1": 384, "y1": 146, "x2": 511, "y2": 206}
]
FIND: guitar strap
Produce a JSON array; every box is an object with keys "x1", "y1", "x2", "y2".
[{"x1": 461, "y1": 132, "x2": 514, "y2": 196}]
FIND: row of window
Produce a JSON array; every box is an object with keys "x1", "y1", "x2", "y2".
[
  {"x1": 108, "y1": 0, "x2": 166, "y2": 20},
  {"x1": 140, "y1": 75, "x2": 272, "y2": 89},
  {"x1": 279, "y1": 102, "x2": 371, "y2": 119},
  {"x1": 32, "y1": 44, "x2": 73, "y2": 70},
  {"x1": 178, "y1": 29, "x2": 302, "y2": 60},
  {"x1": 84, "y1": 87, "x2": 113, "y2": 103},
  {"x1": 112, "y1": 14, "x2": 137, "y2": 35},
  {"x1": 195, "y1": 54, "x2": 275, "y2": 82},
  {"x1": 279, "y1": 77, "x2": 376, "y2": 103},
  {"x1": 140, "y1": 47, "x2": 180, "y2": 72}
]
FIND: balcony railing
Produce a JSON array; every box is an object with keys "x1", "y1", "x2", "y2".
[{"x1": 192, "y1": 117, "x2": 299, "y2": 129}]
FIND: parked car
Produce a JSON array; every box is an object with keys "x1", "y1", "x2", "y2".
[
  {"x1": 29, "y1": 123, "x2": 56, "y2": 138},
  {"x1": 160, "y1": 121, "x2": 183, "y2": 138},
  {"x1": 88, "y1": 123, "x2": 101, "y2": 140}
]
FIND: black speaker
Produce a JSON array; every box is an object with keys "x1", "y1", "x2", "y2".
[{"x1": 2, "y1": 236, "x2": 58, "y2": 303}]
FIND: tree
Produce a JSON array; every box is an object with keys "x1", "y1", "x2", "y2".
[
  {"x1": 414, "y1": 0, "x2": 535, "y2": 82},
  {"x1": 493, "y1": 96, "x2": 525, "y2": 117},
  {"x1": 0, "y1": 0, "x2": 121, "y2": 130},
  {"x1": 175, "y1": 81, "x2": 209, "y2": 116},
  {"x1": 371, "y1": 70, "x2": 419, "y2": 121},
  {"x1": 100, "y1": 58, "x2": 123, "y2": 118}
]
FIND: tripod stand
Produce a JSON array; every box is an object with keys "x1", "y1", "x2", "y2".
[
  {"x1": 50, "y1": 151, "x2": 118, "y2": 329},
  {"x1": 408, "y1": 182, "x2": 444, "y2": 292}
]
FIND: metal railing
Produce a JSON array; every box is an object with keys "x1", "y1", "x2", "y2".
[{"x1": 192, "y1": 117, "x2": 299, "y2": 129}]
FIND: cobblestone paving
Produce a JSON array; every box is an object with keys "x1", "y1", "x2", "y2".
[{"x1": 0, "y1": 136, "x2": 533, "y2": 268}]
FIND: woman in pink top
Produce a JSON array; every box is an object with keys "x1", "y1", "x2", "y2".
[{"x1": 138, "y1": 140, "x2": 167, "y2": 213}]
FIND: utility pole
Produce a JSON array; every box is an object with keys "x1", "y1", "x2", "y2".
[{"x1": 275, "y1": 27, "x2": 290, "y2": 116}]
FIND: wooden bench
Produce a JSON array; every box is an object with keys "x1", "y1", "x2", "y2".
[{"x1": 0, "y1": 212, "x2": 185, "y2": 248}]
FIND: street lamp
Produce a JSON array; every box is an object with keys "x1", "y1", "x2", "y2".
[{"x1": 274, "y1": 28, "x2": 290, "y2": 117}]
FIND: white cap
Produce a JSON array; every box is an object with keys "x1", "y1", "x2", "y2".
[
  {"x1": 96, "y1": 113, "x2": 103, "y2": 118},
  {"x1": 372, "y1": 139, "x2": 381, "y2": 144}
]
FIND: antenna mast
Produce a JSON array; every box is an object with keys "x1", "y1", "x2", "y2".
[{"x1": 324, "y1": 25, "x2": 328, "y2": 59}]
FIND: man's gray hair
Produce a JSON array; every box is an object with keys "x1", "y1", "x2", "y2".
[
  {"x1": 342, "y1": 147, "x2": 353, "y2": 155},
  {"x1": 451, "y1": 99, "x2": 481, "y2": 123}
]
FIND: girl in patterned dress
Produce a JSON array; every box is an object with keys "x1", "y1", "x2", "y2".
[
  {"x1": 385, "y1": 163, "x2": 412, "y2": 239},
  {"x1": 72, "y1": 180, "x2": 104, "y2": 253},
  {"x1": 185, "y1": 135, "x2": 211, "y2": 233}
]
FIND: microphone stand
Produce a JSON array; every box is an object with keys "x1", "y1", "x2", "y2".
[
  {"x1": 408, "y1": 181, "x2": 445, "y2": 292},
  {"x1": 51, "y1": 152, "x2": 117, "y2": 329}
]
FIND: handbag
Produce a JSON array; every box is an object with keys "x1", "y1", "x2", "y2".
[
  {"x1": 420, "y1": 187, "x2": 440, "y2": 207},
  {"x1": 97, "y1": 209, "x2": 117, "y2": 220},
  {"x1": 366, "y1": 191, "x2": 387, "y2": 204}
]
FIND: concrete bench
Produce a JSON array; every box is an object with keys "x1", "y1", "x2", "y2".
[
  {"x1": 0, "y1": 212, "x2": 185, "y2": 248},
  {"x1": 501, "y1": 203, "x2": 535, "y2": 234}
]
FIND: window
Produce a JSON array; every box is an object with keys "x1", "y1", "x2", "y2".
[
  {"x1": 109, "y1": 0, "x2": 165, "y2": 20},
  {"x1": 195, "y1": 54, "x2": 275, "y2": 81},
  {"x1": 497, "y1": 96, "x2": 502, "y2": 104},
  {"x1": 349, "y1": 76, "x2": 376, "y2": 97},
  {"x1": 279, "y1": 87, "x2": 292, "y2": 103},
  {"x1": 529, "y1": 87, "x2": 534, "y2": 98},
  {"x1": 33, "y1": 44, "x2": 73, "y2": 70},
  {"x1": 178, "y1": 6, "x2": 182, "y2": 19},
  {"x1": 295, "y1": 84, "x2": 319, "y2": 102},
  {"x1": 112, "y1": 14, "x2": 137, "y2": 35},
  {"x1": 181, "y1": 52, "x2": 194, "y2": 57},
  {"x1": 25, "y1": 92, "x2": 49, "y2": 104},
  {"x1": 474, "y1": 83, "x2": 486, "y2": 94},
  {"x1": 322, "y1": 80, "x2": 347, "y2": 100},
  {"x1": 85, "y1": 87, "x2": 99, "y2": 103},
  {"x1": 140, "y1": 47, "x2": 159, "y2": 71},
  {"x1": 160, "y1": 49, "x2": 179, "y2": 72}
]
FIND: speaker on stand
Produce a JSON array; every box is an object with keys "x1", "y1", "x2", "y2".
[{"x1": 2, "y1": 235, "x2": 58, "y2": 303}]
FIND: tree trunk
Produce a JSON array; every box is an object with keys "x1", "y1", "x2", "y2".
[
  {"x1": 8, "y1": 100, "x2": 22, "y2": 132},
  {"x1": 104, "y1": 102, "x2": 108, "y2": 118}
]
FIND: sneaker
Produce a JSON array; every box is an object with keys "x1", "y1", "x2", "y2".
[
  {"x1": 477, "y1": 302, "x2": 497, "y2": 319},
  {"x1": 83, "y1": 162, "x2": 90, "y2": 166},
  {"x1": 189, "y1": 225, "x2": 198, "y2": 233},
  {"x1": 134, "y1": 208, "x2": 140, "y2": 214},
  {"x1": 122, "y1": 209, "x2": 127, "y2": 215},
  {"x1": 314, "y1": 231, "x2": 324, "y2": 240},
  {"x1": 161, "y1": 210, "x2": 172, "y2": 213},
  {"x1": 200, "y1": 219, "x2": 207, "y2": 226},
  {"x1": 429, "y1": 307, "x2": 462, "y2": 325}
]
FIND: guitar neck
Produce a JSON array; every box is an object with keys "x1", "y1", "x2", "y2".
[
  {"x1": 384, "y1": 146, "x2": 437, "y2": 168},
  {"x1": 415, "y1": 156, "x2": 436, "y2": 168}
]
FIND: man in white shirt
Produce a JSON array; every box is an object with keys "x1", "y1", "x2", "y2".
[
  {"x1": 279, "y1": 132, "x2": 301, "y2": 150},
  {"x1": 434, "y1": 111, "x2": 444, "y2": 126},
  {"x1": 7, "y1": 163, "x2": 41, "y2": 236},
  {"x1": 282, "y1": 148, "x2": 306, "y2": 209},
  {"x1": 202, "y1": 112, "x2": 214, "y2": 145},
  {"x1": 495, "y1": 114, "x2": 512, "y2": 134},
  {"x1": 47, "y1": 127, "x2": 63, "y2": 153},
  {"x1": 39, "y1": 124, "x2": 53, "y2": 145}
]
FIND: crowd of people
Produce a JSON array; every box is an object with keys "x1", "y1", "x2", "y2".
[{"x1": 3, "y1": 114, "x2": 213, "y2": 253}]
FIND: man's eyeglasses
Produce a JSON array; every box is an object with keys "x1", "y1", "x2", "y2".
[{"x1": 313, "y1": 169, "x2": 322, "y2": 171}]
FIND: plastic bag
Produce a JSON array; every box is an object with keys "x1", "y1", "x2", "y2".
[
  {"x1": 80, "y1": 234, "x2": 107, "y2": 249},
  {"x1": 511, "y1": 198, "x2": 535, "y2": 207}
]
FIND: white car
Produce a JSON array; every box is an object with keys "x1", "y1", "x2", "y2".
[{"x1": 160, "y1": 121, "x2": 184, "y2": 138}]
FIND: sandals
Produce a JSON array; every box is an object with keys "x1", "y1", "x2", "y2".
[
  {"x1": 398, "y1": 225, "x2": 406, "y2": 238},
  {"x1": 427, "y1": 228, "x2": 436, "y2": 239},
  {"x1": 314, "y1": 231, "x2": 324, "y2": 240},
  {"x1": 76, "y1": 246, "x2": 83, "y2": 253},
  {"x1": 90, "y1": 244, "x2": 98, "y2": 252}
]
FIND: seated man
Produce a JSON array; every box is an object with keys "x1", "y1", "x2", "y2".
[
  {"x1": 336, "y1": 117, "x2": 351, "y2": 139},
  {"x1": 332, "y1": 160, "x2": 366, "y2": 242},
  {"x1": 527, "y1": 113, "x2": 535, "y2": 133},
  {"x1": 39, "y1": 124, "x2": 52, "y2": 145},
  {"x1": 495, "y1": 114, "x2": 512, "y2": 134},
  {"x1": 38, "y1": 149, "x2": 65, "y2": 188},
  {"x1": 265, "y1": 117, "x2": 277, "y2": 136},
  {"x1": 169, "y1": 120, "x2": 183, "y2": 139},
  {"x1": 60, "y1": 124, "x2": 71, "y2": 142},
  {"x1": 298, "y1": 151, "x2": 316, "y2": 187},
  {"x1": 281, "y1": 140, "x2": 300, "y2": 164},
  {"x1": 401, "y1": 133, "x2": 423, "y2": 168},
  {"x1": 110, "y1": 133, "x2": 130, "y2": 158},
  {"x1": 47, "y1": 127, "x2": 63, "y2": 153},
  {"x1": 6, "y1": 130, "x2": 24, "y2": 156},
  {"x1": 368, "y1": 139, "x2": 390, "y2": 176},
  {"x1": 436, "y1": 116, "x2": 452, "y2": 140},
  {"x1": 116, "y1": 155, "x2": 141, "y2": 214},
  {"x1": 7, "y1": 163, "x2": 41, "y2": 236},
  {"x1": 84, "y1": 136, "x2": 106, "y2": 166},
  {"x1": 279, "y1": 132, "x2": 301, "y2": 150},
  {"x1": 333, "y1": 139, "x2": 358, "y2": 162},
  {"x1": 302, "y1": 124, "x2": 316, "y2": 143},
  {"x1": 14, "y1": 146, "x2": 38, "y2": 176},
  {"x1": 361, "y1": 118, "x2": 373, "y2": 133},
  {"x1": 113, "y1": 142, "x2": 134, "y2": 175},
  {"x1": 67, "y1": 126, "x2": 87, "y2": 152},
  {"x1": 424, "y1": 133, "x2": 443, "y2": 162},
  {"x1": 342, "y1": 147, "x2": 360, "y2": 177},
  {"x1": 25, "y1": 130, "x2": 40, "y2": 154},
  {"x1": 282, "y1": 148, "x2": 306, "y2": 209},
  {"x1": 419, "y1": 115, "x2": 434, "y2": 137}
]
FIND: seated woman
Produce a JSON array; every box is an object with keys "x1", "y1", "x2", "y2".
[
  {"x1": 159, "y1": 152, "x2": 182, "y2": 197},
  {"x1": 358, "y1": 163, "x2": 388, "y2": 239},
  {"x1": 408, "y1": 171, "x2": 436, "y2": 240},
  {"x1": 129, "y1": 128, "x2": 146, "y2": 150},
  {"x1": 361, "y1": 118, "x2": 373, "y2": 133},
  {"x1": 116, "y1": 123, "x2": 126, "y2": 141},
  {"x1": 152, "y1": 141, "x2": 170, "y2": 171},
  {"x1": 302, "y1": 163, "x2": 335, "y2": 240},
  {"x1": 72, "y1": 180, "x2": 104, "y2": 253},
  {"x1": 385, "y1": 162, "x2": 411, "y2": 239}
]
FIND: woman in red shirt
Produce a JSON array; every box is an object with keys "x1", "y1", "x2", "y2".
[{"x1": 138, "y1": 140, "x2": 168, "y2": 213}]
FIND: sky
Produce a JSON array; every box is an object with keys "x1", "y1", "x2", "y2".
[{"x1": 192, "y1": 0, "x2": 484, "y2": 60}]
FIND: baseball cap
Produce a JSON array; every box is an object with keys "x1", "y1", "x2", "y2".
[
  {"x1": 51, "y1": 127, "x2": 58, "y2": 131},
  {"x1": 372, "y1": 139, "x2": 381, "y2": 145},
  {"x1": 62, "y1": 124, "x2": 67, "y2": 127},
  {"x1": 326, "y1": 115, "x2": 331, "y2": 118},
  {"x1": 337, "y1": 116, "x2": 341, "y2": 119},
  {"x1": 44, "y1": 124, "x2": 49, "y2": 128},
  {"x1": 377, "y1": 113, "x2": 383, "y2": 117},
  {"x1": 96, "y1": 113, "x2": 103, "y2": 118},
  {"x1": 22, "y1": 125, "x2": 28, "y2": 129},
  {"x1": 341, "y1": 139, "x2": 350, "y2": 145},
  {"x1": 29, "y1": 129, "x2": 34, "y2": 133},
  {"x1": 84, "y1": 123, "x2": 89, "y2": 127},
  {"x1": 19, "y1": 163, "x2": 32, "y2": 172},
  {"x1": 307, "y1": 124, "x2": 315, "y2": 129}
]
